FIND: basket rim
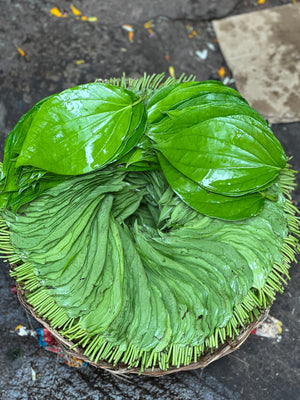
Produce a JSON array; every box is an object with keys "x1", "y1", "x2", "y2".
[{"x1": 16, "y1": 283, "x2": 269, "y2": 376}]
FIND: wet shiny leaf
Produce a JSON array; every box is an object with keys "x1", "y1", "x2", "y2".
[
  {"x1": 157, "y1": 153, "x2": 265, "y2": 220},
  {"x1": 16, "y1": 83, "x2": 146, "y2": 175}
]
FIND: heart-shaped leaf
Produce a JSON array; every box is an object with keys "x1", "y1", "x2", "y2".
[
  {"x1": 157, "y1": 153, "x2": 265, "y2": 220},
  {"x1": 16, "y1": 83, "x2": 146, "y2": 175},
  {"x1": 152, "y1": 112, "x2": 286, "y2": 196},
  {"x1": 147, "y1": 81, "x2": 245, "y2": 123}
]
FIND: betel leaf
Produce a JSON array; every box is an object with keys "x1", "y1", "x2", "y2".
[
  {"x1": 157, "y1": 153, "x2": 265, "y2": 220},
  {"x1": 146, "y1": 81, "x2": 245, "y2": 124},
  {"x1": 0, "y1": 95, "x2": 59, "y2": 210},
  {"x1": 114, "y1": 146, "x2": 159, "y2": 172},
  {"x1": 15, "y1": 83, "x2": 146, "y2": 175},
  {"x1": 5, "y1": 169, "x2": 128, "y2": 317},
  {"x1": 148, "y1": 104, "x2": 286, "y2": 170},
  {"x1": 152, "y1": 114, "x2": 286, "y2": 196},
  {"x1": 148, "y1": 95, "x2": 269, "y2": 135},
  {"x1": 1, "y1": 75, "x2": 298, "y2": 371},
  {"x1": 1, "y1": 94, "x2": 55, "y2": 179},
  {"x1": 4, "y1": 168, "x2": 286, "y2": 357},
  {"x1": 114, "y1": 102, "x2": 147, "y2": 158},
  {"x1": 0, "y1": 95, "x2": 55, "y2": 205},
  {"x1": 5, "y1": 169, "x2": 68, "y2": 212}
]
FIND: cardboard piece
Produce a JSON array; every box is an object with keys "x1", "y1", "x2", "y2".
[{"x1": 213, "y1": 4, "x2": 300, "y2": 123}]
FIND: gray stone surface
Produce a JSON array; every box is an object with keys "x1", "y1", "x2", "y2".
[
  {"x1": 213, "y1": 3, "x2": 300, "y2": 123},
  {"x1": 13, "y1": 0, "x2": 241, "y2": 26},
  {"x1": 0, "y1": 0, "x2": 299, "y2": 399},
  {"x1": 77, "y1": 0, "x2": 240, "y2": 24}
]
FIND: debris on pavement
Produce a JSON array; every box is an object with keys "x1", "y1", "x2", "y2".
[
  {"x1": 13, "y1": 323, "x2": 87, "y2": 368},
  {"x1": 251, "y1": 315, "x2": 283, "y2": 341},
  {"x1": 17, "y1": 47, "x2": 29, "y2": 61},
  {"x1": 17, "y1": 47, "x2": 26, "y2": 57},
  {"x1": 15, "y1": 325, "x2": 37, "y2": 337},
  {"x1": 37, "y1": 327, "x2": 59, "y2": 351},
  {"x1": 50, "y1": 5, "x2": 97, "y2": 22},
  {"x1": 10, "y1": 285, "x2": 17, "y2": 294},
  {"x1": 218, "y1": 66, "x2": 225, "y2": 79},
  {"x1": 70, "y1": 4, "x2": 82, "y2": 16},
  {"x1": 79, "y1": 16, "x2": 98, "y2": 22},
  {"x1": 144, "y1": 20, "x2": 155, "y2": 37},
  {"x1": 207, "y1": 42, "x2": 216, "y2": 51},
  {"x1": 222, "y1": 76, "x2": 235, "y2": 85},
  {"x1": 195, "y1": 49, "x2": 208, "y2": 60},
  {"x1": 37, "y1": 327, "x2": 88, "y2": 367},
  {"x1": 122, "y1": 24, "x2": 134, "y2": 32},
  {"x1": 122, "y1": 24, "x2": 135, "y2": 42},
  {"x1": 30, "y1": 365, "x2": 37, "y2": 381},
  {"x1": 50, "y1": 7, "x2": 68, "y2": 18},
  {"x1": 169, "y1": 65, "x2": 175, "y2": 77},
  {"x1": 186, "y1": 24, "x2": 198, "y2": 38},
  {"x1": 128, "y1": 31, "x2": 134, "y2": 42}
]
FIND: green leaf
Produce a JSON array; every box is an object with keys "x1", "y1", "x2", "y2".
[
  {"x1": 146, "y1": 81, "x2": 245, "y2": 123},
  {"x1": 5, "y1": 169, "x2": 127, "y2": 316},
  {"x1": 153, "y1": 114, "x2": 286, "y2": 196},
  {"x1": 148, "y1": 94, "x2": 268, "y2": 134},
  {"x1": 0, "y1": 95, "x2": 60, "y2": 210},
  {"x1": 114, "y1": 147, "x2": 159, "y2": 172},
  {"x1": 157, "y1": 153, "x2": 265, "y2": 220},
  {"x1": 16, "y1": 83, "x2": 146, "y2": 175},
  {"x1": 2, "y1": 94, "x2": 55, "y2": 179},
  {"x1": 114, "y1": 102, "x2": 147, "y2": 158},
  {"x1": 5, "y1": 169, "x2": 68, "y2": 212},
  {"x1": 4, "y1": 167, "x2": 287, "y2": 365},
  {"x1": 0, "y1": 95, "x2": 55, "y2": 206},
  {"x1": 1, "y1": 75, "x2": 296, "y2": 371},
  {"x1": 169, "y1": 91, "x2": 250, "y2": 112}
]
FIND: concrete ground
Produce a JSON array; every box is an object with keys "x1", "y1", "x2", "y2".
[{"x1": 0, "y1": 1, "x2": 299, "y2": 399}]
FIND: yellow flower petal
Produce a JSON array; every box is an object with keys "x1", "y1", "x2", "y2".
[
  {"x1": 75, "y1": 60, "x2": 85, "y2": 65},
  {"x1": 147, "y1": 28, "x2": 154, "y2": 37},
  {"x1": 128, "y1": 31, "x2": 134, "y2": 42},
  {"x1": 80, "y1": 16, "x2": 88, "y2": 21},
  {"x1": 70, "y1": 4, "x2": 82, "y2": 16},
  {"x1": 144, "y1": 20, "x2": 153, "y2": 29},
  {"x1": 87, "y1": 16, "x2": 98, "y2": 22},
  {"x1": 17, "y1": 47, "x2": 26, "y2": 57},
  {"x1": 257, "y1": 0, "x2": 265, "y2": 4},
  {"x1": 50, "y1": 7, "x2": 66, "y2": 17},
  {"x1": 169, "y1": 66, "x2": 175, "y2": 78},
  {"x1": 218, "y1": 67, "x2": 225, "y2": 79}
]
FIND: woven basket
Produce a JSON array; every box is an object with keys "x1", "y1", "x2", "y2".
[{"x1": 16, "y1": 282, "x2": 269, "y2": 376}]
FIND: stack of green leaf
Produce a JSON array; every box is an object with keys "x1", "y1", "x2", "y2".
[{"x1": 0, "y1": 74, "x2": 299, "y2": 372}]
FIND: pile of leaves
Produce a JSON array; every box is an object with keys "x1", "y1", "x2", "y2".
[{"x1": 0, "y1": 74, "x2": 299, "y2": 372}]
